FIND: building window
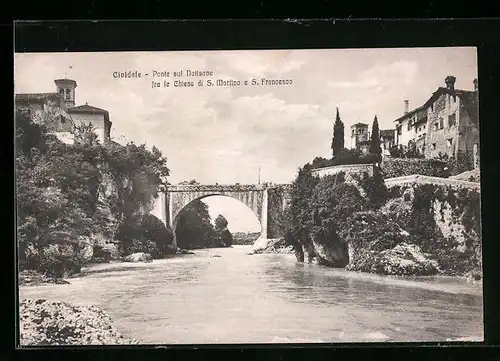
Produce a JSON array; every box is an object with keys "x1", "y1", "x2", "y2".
[
  {"x1": 65, "y1": 88, "x2": 71, "y2": 100},
  {"x1": 60, "y1": 116, "x2": 65, "y2": 123},
  {"x1": 434, "y1": 123, "x2": 438, "y2": 130},
  {"x1": 439, "y1": 118, "x2": 444, "y2": 129},
  {"x1": 448, "y1": 113, "x2": 456, "y2": 127},
  {"x1": 431, "y1": 143, "x2": 437, "y2": 150},
  {"x1": 59, "y1": 89, "x2": 64, "y2": 96},
  {"x1": 447, "y1": 138, "x2": 453, "y2": 148}
]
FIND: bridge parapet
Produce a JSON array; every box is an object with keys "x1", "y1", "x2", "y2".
[
  {"x1": 167, "y1": 183, "x2": 291, "y2": 192},
  {"x1": 384, "y1": 174, "x2": 481, "y2": 191}
]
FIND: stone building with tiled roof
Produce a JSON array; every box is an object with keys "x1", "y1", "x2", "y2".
[
  {"x1": 394, "y1": 76, "x2": 479, "y2": 165},
  {"x1": 15, "y1": 78, "x2": 112, "y2": 145}
]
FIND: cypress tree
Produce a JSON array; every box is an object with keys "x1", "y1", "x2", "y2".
[
  {"x1": 369, "y1": 115, "x2": 382, "y2": 163},
  {"x1": 331, "y1": 107, "x2": 345, "y2": 157}
]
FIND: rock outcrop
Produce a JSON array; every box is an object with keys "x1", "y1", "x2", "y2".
[
  {"x1": 373, "y1": 243, "x2": 440, "y2": 276},
  {"x1": 312, "y1": 237, "x2": 349, "y2": 267},
  {"x1": 261, "y1": 238, "x2": 294, "y2": 255},
  {"x1": 252, "y1": 237, "x2": 269, "y2": 253},
  {"x1": 123, "y1": 252, "x2": 152, "y2": 263},
  {"x1": 19, "y1": 299, "x2": 138, "y2": 345}
]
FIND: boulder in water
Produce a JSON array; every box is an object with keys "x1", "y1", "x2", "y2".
[
  {"x1": 252, "y1": 237, "x2": 269, "y2": 253},
  {"x1": 123, "y1": 252, "x2": 152, "y2": 263}
]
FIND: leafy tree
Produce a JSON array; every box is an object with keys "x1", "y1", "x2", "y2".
[
  {"x1": 15, "y1": 110, "x2": 48, "y2": 156},
  {"x1": 333, "y1": 148, "x2": 374, "y2": 165},
  {"x1": 213, "y1": 214, "x2": 233, "y2": 247},
  {"x1": 74, "y1": 122, "x2": 100, "y2": 146},
  {"x1": 331, "y1": 107, "x2": 345, "y2": 157},
  {"x1": 175, "y1": 200, "x2": 216, "y2": 249},
  {"x1": 311, "y1": 156, "x2": 333, "y2": 168},
  {"x1": 16, "y1": 109, "x2": 173, "y2": 276},
  {"x1": 214, "y1": 214, "x2": 228, "y2": 231},
  {"x1": 283, "y1": 164, "x2": 320, "y2": 254},
  {"x1": 369, "y1": 115, "x2": 382, "y2": 163}
]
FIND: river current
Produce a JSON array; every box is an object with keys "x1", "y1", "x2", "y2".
[{"x1": 18, "y1": 245, "x2": 483, "y2": 344}]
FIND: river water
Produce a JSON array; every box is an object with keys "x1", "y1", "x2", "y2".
[{"x1": 18, "y1": 245, "x2": 483, "y2": 344}]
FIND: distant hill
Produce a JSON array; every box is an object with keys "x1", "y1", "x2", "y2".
[{"x1": 232, "y1": 231, "x2": 260, "y2": 245}]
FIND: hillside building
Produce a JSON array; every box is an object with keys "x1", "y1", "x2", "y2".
[
  {"x1": 393, "y1": 76, "x2": 479, "y2": 165},
  {"x1": 15, "y1": 78, "x2": 112, "y2": 145}
]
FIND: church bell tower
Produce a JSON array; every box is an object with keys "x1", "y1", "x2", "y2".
[{"x1": 54, "y1": 78, "x2": 77, "y2": 109}]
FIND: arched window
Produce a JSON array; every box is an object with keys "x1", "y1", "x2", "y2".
[
  {"x1": 65, "y1": 88, "x2": 71, "y2": 100},
  {"x1": 59, "y1": 89, "x2": 64, "y2": 96}
]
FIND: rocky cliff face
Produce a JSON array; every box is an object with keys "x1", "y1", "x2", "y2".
[{"x1": 290, "y1": 177, "x2": 481, "y2": 277}]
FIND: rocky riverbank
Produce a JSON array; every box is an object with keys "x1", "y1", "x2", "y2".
[
  {"x1": 19, "y1": 298, "x2": 139, "y2": 346},
  {"x1": 251, "y1": 238, "x2": 294, "y2": 255},
  {"x1": 19, "y1": 270, "x2": 70, "y2": 287}
]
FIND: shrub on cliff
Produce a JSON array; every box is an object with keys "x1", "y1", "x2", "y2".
[
  {"x1": 308, "y1": 177, "x2": 365, "y2": 243},
  {"x1": 381, "y1": 158, "x2": 448, "y2": 178},
  {"x1": 436, "y1": 151, "x2": 475, "y2": 176},
  {"x1": 333, "y1": 148, "x2": 377, "y2": 166},
  {"x1": 340, "y1": 211, "x2": 439, "y2": 276},
  {"x1": 380, "y1": 184, "x2": 482, "y2": 275},
  {"x1": 357, "y1": 167, "x2": 390, "y2": 209}
]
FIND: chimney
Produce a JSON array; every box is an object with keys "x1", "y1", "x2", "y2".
[
  {"x1": 404, "y1": 100, "x2": 409, "y2": 114},
  {"x1": 445, "y1": 75, "x2": 456, "y2": 92},
  {"x1": 473, "y1": 78, "x2": 478, "y2": 91}
]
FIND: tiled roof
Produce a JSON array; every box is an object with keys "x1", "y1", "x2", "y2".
[
  {"x1": 15, "y1": 92, "x2": 60, "y2": 102},
  {"x1": 351, "y1": 122, "x2": 369, "y2": 127},
  {"x1": 68, "y1": 103, "x2": 111, "y2": 125},
  {"x1": 394, "y1": 87, "x2": 477, "y2": 123},
  {"x1": 68, "y1": 104, "x2": 108, "y2": 114}
]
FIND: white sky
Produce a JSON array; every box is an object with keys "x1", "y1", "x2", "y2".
[{"x1": 14, "y1": 47, "x2": 478, "y2": 231}]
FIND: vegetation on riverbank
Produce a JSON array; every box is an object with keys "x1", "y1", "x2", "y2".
[
  {"x1": 279, "y1": 158, "x2": 482, "y2": 277},
  {"x1": 16, "y1": 110, "x2": 175, "y2": 278}
]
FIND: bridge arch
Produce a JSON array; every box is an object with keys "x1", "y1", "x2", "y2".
[
  {"x1": 172, "y1": 194, "x2": 263, "y2": 247},
  {"x1": 150, "y1": 183, "x2": 292, "y2": 249}
]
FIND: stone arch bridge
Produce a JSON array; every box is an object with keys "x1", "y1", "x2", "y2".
[{"x1": 151, "y1": 183, "x2": 292, "y2": 245}]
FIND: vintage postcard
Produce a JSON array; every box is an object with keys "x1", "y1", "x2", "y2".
[{"x1": 15, "y1": 47, "x2": 482, "y2": 345}]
